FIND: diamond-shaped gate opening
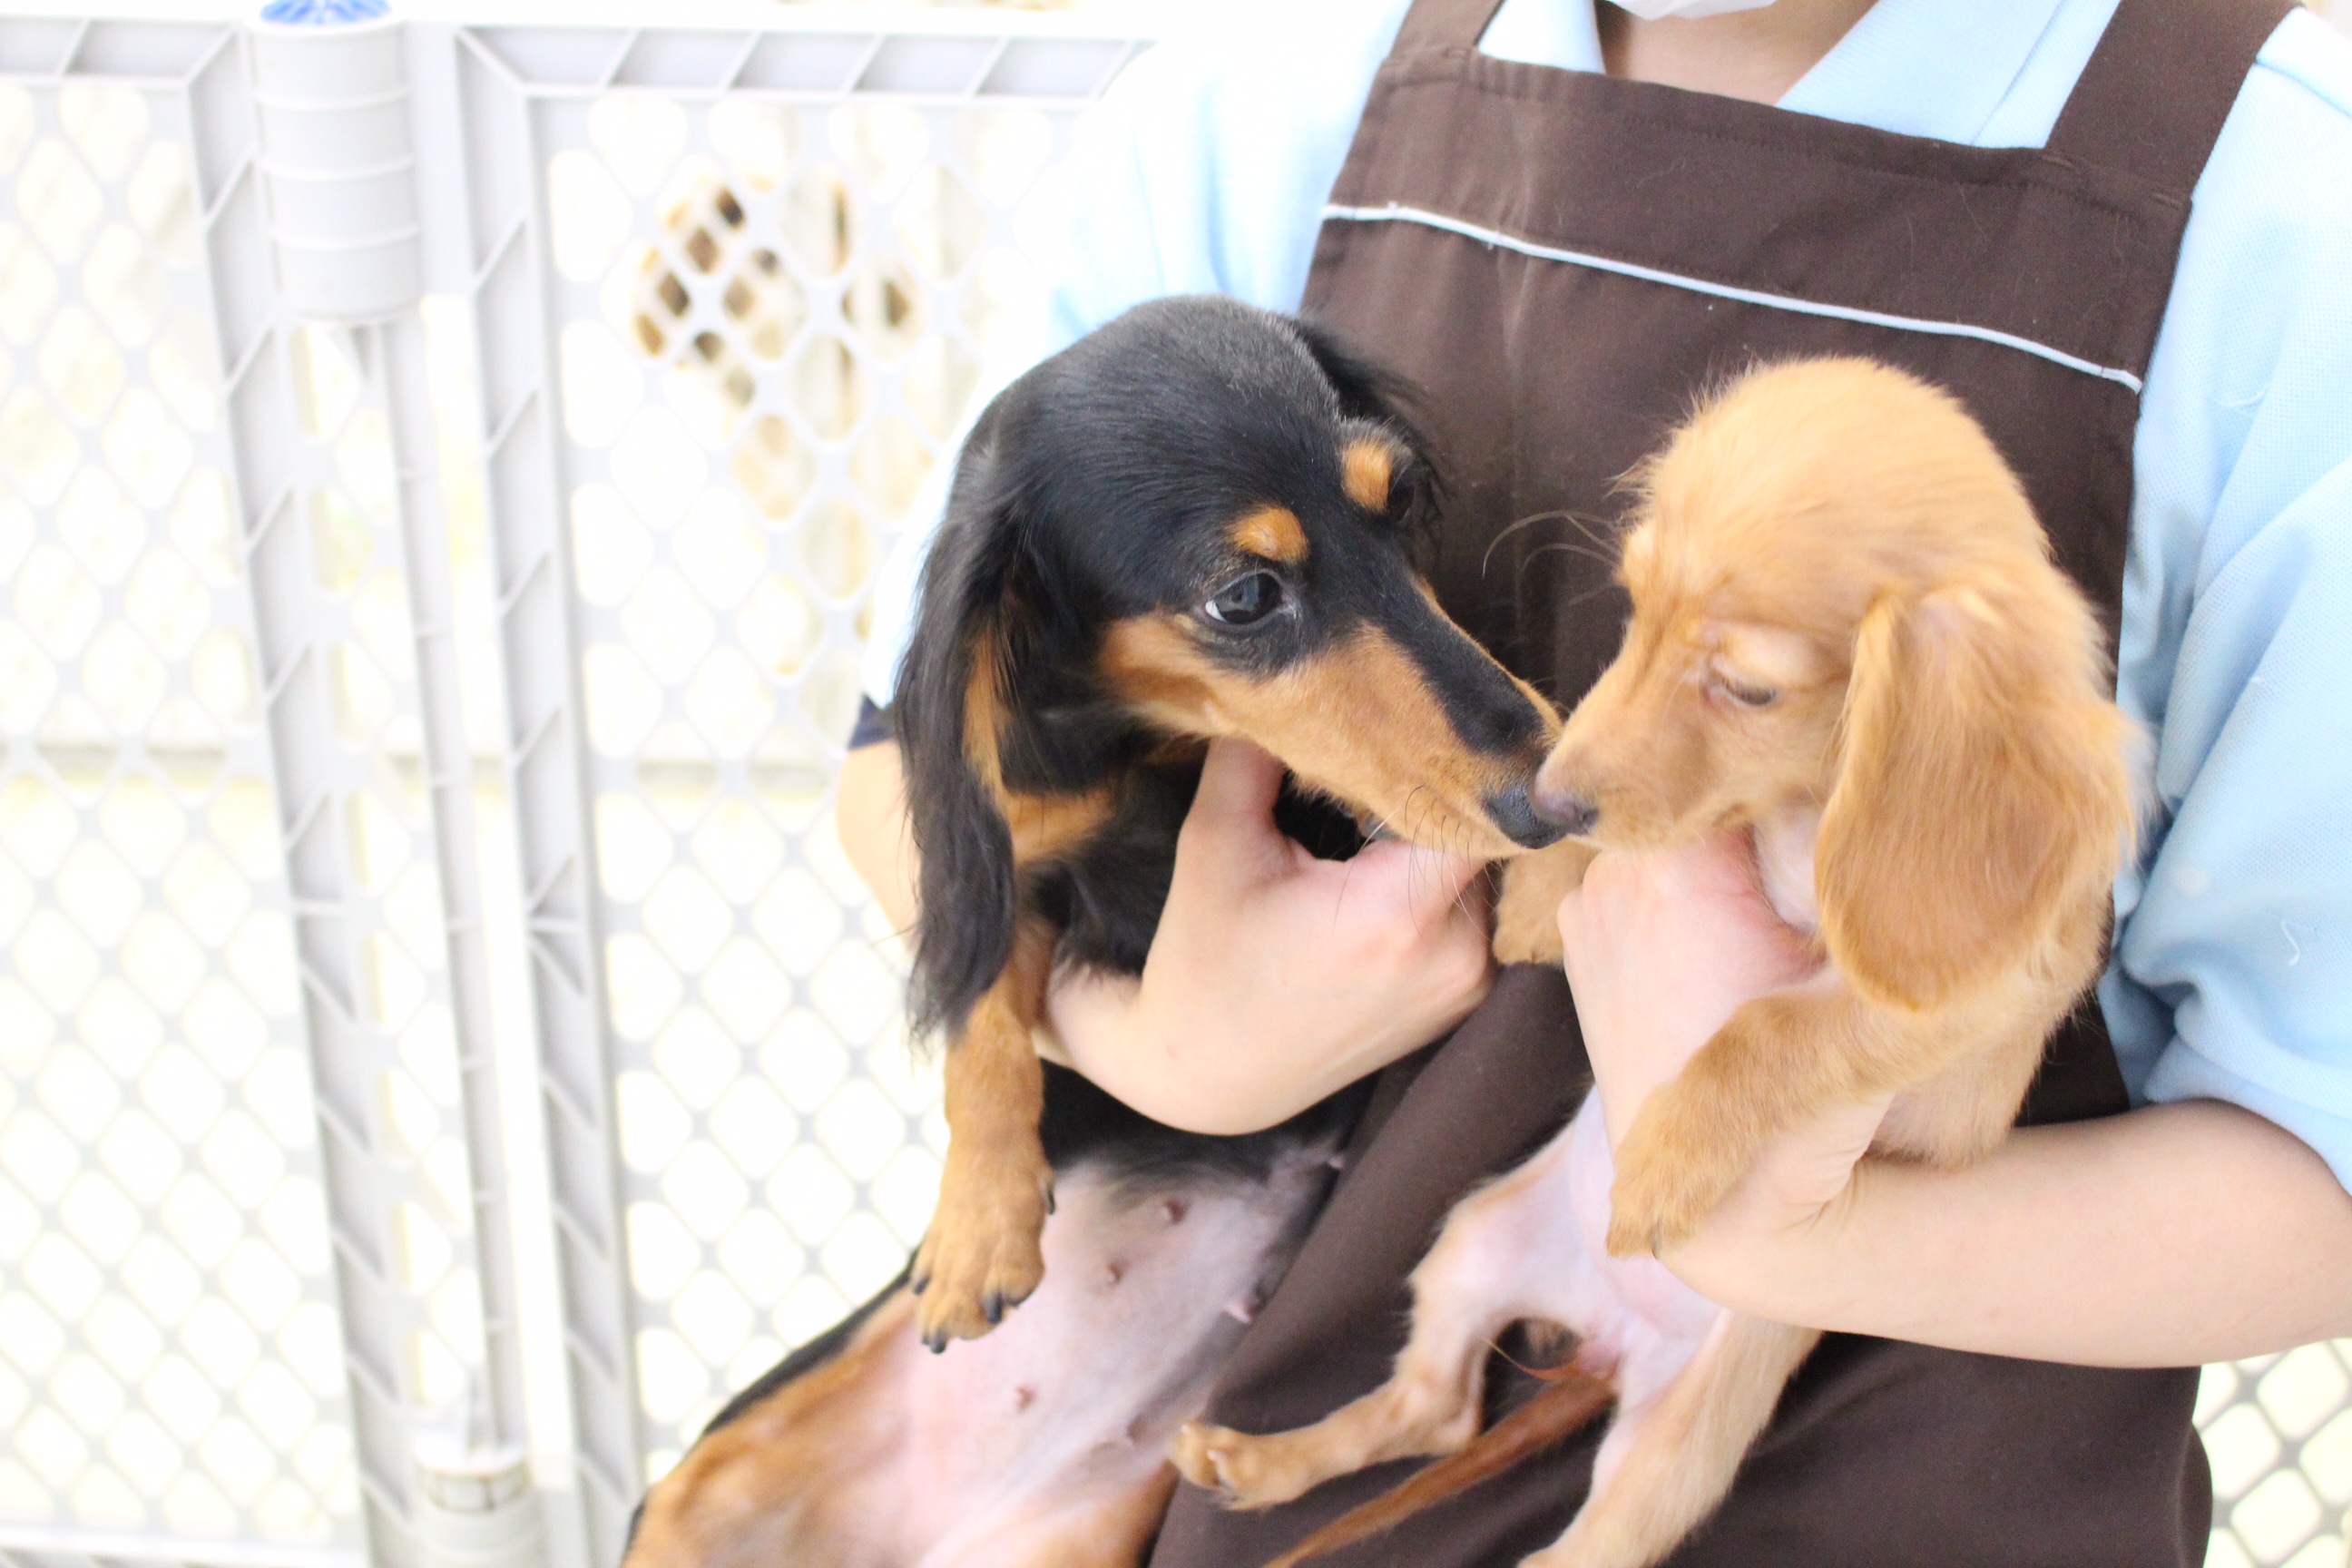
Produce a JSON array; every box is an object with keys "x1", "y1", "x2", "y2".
[
  {"x1": 790, "y1": 334, "x2": 868, "y2": 444},
  {"x1": 848, "y1": 416, "x2": 933, "y2": 524},
  {"x1": 715, "y1": 1207, "x2": 799, "y2": 1304},
  {"x1": 2258, "y1": 1344, "x2": 2352, "y2": 1442},
  {"x1": 123, "y1": 141, "x2": 197, "y2": 270},
  {"x1": 611, "y1": 408, "x2": 709, "y2": 534},
  {"x1": 902, "y1": 332, "x2": 981, "y2": 443},
  {"x1": 894, "y1": 165, "x2": 989, "y2": 286},
  {"x1": 662, "y1": 1147, "x2": 749, "y2": 1246},
  {"x1": 20, "y1": 138, "x2": 105, "y2": 264},
  {"x1": 829, "y1": 103, "x2": 931, "y2": 208},
  {"x1": 777, "y1": 164, "x2": 858, "y2": 280},
  {"x1": 562, "y1": 321, "x2": 646, "y2": 448},
  {"x1": 709, "y1": 1080, "x2": 795, "y2": 1181},
  {"x1": 844, "y1": 255, "x2": 926, "y2": 364},
  {"x1": 619, "y1": 1069, "x2": 694, "y2": 1191},
  {"x1": 606, "y1": 940, "x2": 681, "y2": 1048},
  {"x1": 709, "y1": 100, "x2": 802, "y2": 192},
  {"x1": 597, "y1": 792, "x2": 675, "y2": 905},
  {"x1": 549, "y1": 147, "x2": 633, "y2": 285},
  {"x1": 639, "y1": 720, "x2": 720, "y2": 829},
  {"x1": 58, "y1": 83, "x2": 147, "y2": 183},
  {"x1": 730, "y1": 415, "x2": 814, "y2": 524},
  {"x1": 584, "y1": 642, "x2": 665, "y2": 759},
  {"x1": 673, "y1": 490, "x2": 765, "y2": 611},
  {"x1": 723, "y1": 247, "x2": 804, "y2": 362},
  {"x1": 958, "y1": 107, "x2": 1057, "y2": 211},
  {"x1": 652, "y1": 1007, "x2": 742, "y2": 1112},
  {"x1": 41, "y1": 304, "x2": 125, "y2": 426},
  {"x1": 797, "y1": 649, "x2": 865, "y2": 750},
  {"x1": 795, "y1": 497, "x2": 873, "y2": 603}
]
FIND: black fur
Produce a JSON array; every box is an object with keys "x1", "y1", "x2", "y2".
[{"x1": 893, "y1": 296, "x2": 1546, "y2": 1045}]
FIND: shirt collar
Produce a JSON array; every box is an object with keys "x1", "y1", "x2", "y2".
[
  {"x1": 1478, "y1": 0, "x2": 2087, "y2": 149},
  {"x1": 1777, "y1": 0, "x2": 2077, "y2": 143}
]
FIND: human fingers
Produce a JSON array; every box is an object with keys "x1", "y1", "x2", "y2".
[
  {"x1": 1566, "y1": 832, "x2": 1816, "y2": 988},
  {"x1": 1178, "y1": 738, "x2": 1291, "y2": 872},
  {"x1": 1344, "y1": 839, "x2": 1494, "y2": 932}
]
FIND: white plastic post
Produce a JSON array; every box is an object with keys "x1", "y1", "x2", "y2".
[
  {"x1": 252, "y1": 10, "x2": 547, "y2": 1568},
  {"x1": 251, "y1": 9, "x2": 421, "y2": 324}
]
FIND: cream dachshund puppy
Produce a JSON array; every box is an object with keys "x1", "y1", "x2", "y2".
[{"x1": 1171, "y1": 358, "x2": 2140, "y2": 1568}]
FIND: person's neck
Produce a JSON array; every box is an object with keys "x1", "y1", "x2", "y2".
[{"x1": 1597, "y1": 0, "x2": 1879, "y2": 104}]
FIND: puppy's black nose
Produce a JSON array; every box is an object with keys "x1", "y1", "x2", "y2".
[
  {"x1": 1531, "y1": 783, "x2": 1599, "y2": 838},
  {"x1": 1485, "y1": 785, "x2": 1568, "y2": 849}
]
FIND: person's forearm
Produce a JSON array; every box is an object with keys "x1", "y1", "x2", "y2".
[
  {"x1": 1670, "y1": 1099, "x2": 2352, "y2": 1366},
  {"x1": 835, "y1": 741, "x2": 917, "y2": 935},
  {"x1": 1044, "y1": 965, "x2": 1450, "y2": 1136}
]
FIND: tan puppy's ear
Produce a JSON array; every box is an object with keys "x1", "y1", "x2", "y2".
[{"x1": 1817, "y1": 585, "x2": 2129, "y2": 1014}]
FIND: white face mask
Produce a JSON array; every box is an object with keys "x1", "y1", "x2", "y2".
[{"x1": 1607, "y1": 0, "x2": 1779, "y2": 18}]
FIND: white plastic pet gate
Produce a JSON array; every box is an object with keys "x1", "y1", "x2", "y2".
[{"x1": 0, "y1": 7, "x2": 2344, "y2": 1568}]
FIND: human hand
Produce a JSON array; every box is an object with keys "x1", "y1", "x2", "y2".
[
  {"x1": 1555, "y1": 829, "x2": 1822, "y2": 1146},
  {"x1": 1044, "y1": 738, "x2": 1494, "y2": 1134},
  {"x1": 1555, "y1": 831, "x2": 1896, "y2": 1279}
]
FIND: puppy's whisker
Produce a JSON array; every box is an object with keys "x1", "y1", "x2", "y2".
[
  {"x1": 1515, "y1": 539, "x2": 1624, "y2": 579},
  {"x1": 1480, "y1": 509, "x2": 1581, "y2": 576}
]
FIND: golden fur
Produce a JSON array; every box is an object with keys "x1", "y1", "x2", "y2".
[
  {"x1": 1558, "y1": 358, "x2": 2135, "y2": 1253},
  {"x1": 1175, "y1": 357, "x2": 2140, "y2": 1568}
]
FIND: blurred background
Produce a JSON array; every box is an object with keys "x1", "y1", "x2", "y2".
[{"x1": 0, "y1": 5, "x2": 2347, "y2": 1568}]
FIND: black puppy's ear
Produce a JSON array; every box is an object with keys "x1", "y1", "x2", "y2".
[
  {"x1": 891, "y1": 400, "x2": 1032, "y2": 1045},
  {"x1": 1292, "y1": 317, "x2": 1446, "y2": 534},
  {"x1": 1291, "y1": 318, "x2": 1408, "y2": 424}
]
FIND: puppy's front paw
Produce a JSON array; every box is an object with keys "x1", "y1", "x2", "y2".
[
  {"x1": 911, "y1": 1146, "x2": 1053, "y2": 1349},
  {"x1": 1170, "y1": 1422, "x2": 1319, "y2": 1510},
  {"x1": 1603, "y1": 1096, "x2": 1749, "y2": 1259}
]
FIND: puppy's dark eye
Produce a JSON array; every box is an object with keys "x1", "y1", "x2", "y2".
[
  {"x1": 1717, "y1": 674, "x2": 1779, "y2": 709},
  {"x1": 1202, "y1": 573, "x2": 1284, "y2": 626}
]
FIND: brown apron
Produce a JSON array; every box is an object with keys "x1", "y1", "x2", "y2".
[{"x1": 1148, "y1": 1, "x2": 2294, "y2": 1563}]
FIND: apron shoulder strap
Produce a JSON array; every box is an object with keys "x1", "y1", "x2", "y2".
[
  {"x1": 2045, "y1": 0, "x2": 2298, "y2": 193},
  {"x1": 1393, "y1": 0, "x2": 1508, "y2": 54}
]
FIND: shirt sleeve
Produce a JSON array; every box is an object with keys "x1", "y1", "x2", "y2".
[
  {"x1": 858, "y1": 0, "x2": 1411, "y2": 709},
  {"x1": 2102, "y1": 13, "x2": 2352, "y2": 1191}
]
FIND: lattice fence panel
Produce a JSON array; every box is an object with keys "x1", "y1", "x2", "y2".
[
  {"x1": 2204, "y1": 1343, "x2": 2352, "y2": 1568},
  {"x1": 0, "y1": 64, "x2": 362, "y2": 1562},
  {"x1": 531, "y1": 87, "x2": 1071, "y2": 1482}
]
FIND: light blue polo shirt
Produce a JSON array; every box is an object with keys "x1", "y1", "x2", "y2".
[{"x1": 861, "y1": 0, "x2": 2352, "y2": 1191}]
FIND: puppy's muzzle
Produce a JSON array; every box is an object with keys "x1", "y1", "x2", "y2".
[
  {"x1": 1529, "y1": 784, "x2": 1599, "y2": 838},
  {"x1": 1485, "y1": 785, "x2": 1571, "y2": 850}
]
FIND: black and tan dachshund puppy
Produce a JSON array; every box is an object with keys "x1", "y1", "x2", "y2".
[{"x1": 892, "y1": 296, "x2": 1566, "y2": 1349}]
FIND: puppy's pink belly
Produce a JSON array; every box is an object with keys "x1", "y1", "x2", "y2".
[
  {"x1": 1533, "y1": 1102, "x2": 1721, "y2": 1378},
  {"x1": 847, "y1": 1159, "x2": 1328, "y2": 1564}
]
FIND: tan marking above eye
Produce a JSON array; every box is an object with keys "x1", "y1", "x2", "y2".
[
  {"x1": 1230, "y1": 505, "x2": 1308, "y2": 564},
  {"x1": 1340, "y1": 438, "x2": 1394, "y2": 513}
]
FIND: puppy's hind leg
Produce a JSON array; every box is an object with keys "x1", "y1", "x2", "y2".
[
  {"x1": 1525, "y1": 1317, "x2": 1818, "y2": 1568},
  {"x1": 1174, "y1": 1130, "x2": 1581, "y2": 1509},
  {"x1": 915, "y1": 920, "x2": 1058, "y2": 1348}
]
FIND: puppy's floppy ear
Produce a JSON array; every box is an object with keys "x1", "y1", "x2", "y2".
[
  {"x1": 1817, "y1": 582, "x2": 2133, "y2": 1013},
  {"x1": 1292, "y1": 318, "x2": 1444, "y2": 529},
  {"x1": 1292, "y1": 318, "x2": 1406, "y2": 424},
  {"x1": 891, "y1": 400, "x2": 1033, "y2": 1044}
]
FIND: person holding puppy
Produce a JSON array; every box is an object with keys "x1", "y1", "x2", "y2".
[{"x1": 839, "y1": 0, "x2": 2352, "y2": 1561}]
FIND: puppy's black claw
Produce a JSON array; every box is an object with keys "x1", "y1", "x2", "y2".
[
  {"x1": 1045, "y1": 1188, "x2": 1056, "y2": 1216},
  {"x1": 925, "y1": 1328, "x2": 947, "y2": 1354},
  {"x1": 909, "y1": 1271, "x2": 929, "y2": 1296},
  {"x1": 984, "y1": 1292, "x2": 1004, "y2": 1326}
]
